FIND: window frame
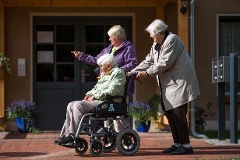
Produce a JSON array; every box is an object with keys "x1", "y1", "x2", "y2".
[{"x1": 216, "y1": 14, "x2": 240, "y2": 96}]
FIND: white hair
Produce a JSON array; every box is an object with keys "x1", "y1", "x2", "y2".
[
  {"x1": 145, "y1": 19, "x2": 168, "y2": 36},
  {"x1": 97, "y1": 54, "x2": 117, "y2": 67},
  {"x1": 107, "y1": 25, "x2": 126, "y2": 40}
]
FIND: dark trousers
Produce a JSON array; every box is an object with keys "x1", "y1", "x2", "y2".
[{"x1": 164, "y1": 103, "x2": 190, "y2": 144}]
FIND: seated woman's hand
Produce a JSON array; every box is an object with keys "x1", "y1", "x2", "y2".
[
  {"x1": 87, "y1": 96, "x2": 95, "y2": 101},
  {"x1": 83, "y1": 95, "x2": 89, "y2": 101},
  {"x1": 83, "y1": 95, "x2": 95, "y2": 101}
]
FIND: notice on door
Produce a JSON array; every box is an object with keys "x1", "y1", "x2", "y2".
[
  {"x1": 37, "y1": 51, "x2": 53, "y2": 62},
  {"x1": 37, "y1": 31, "x2": 53, "y2": 43}
]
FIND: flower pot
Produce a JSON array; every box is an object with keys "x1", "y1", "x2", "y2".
[
  {"x1": 136, "y1": 121, "x2": 151, "y2": 132},
  {"x1": 15, "y1": 117, "x2": 29, "y2": 133},
  {"x1": 5, "y1": 120, "x2": 19, "y2": 132}
]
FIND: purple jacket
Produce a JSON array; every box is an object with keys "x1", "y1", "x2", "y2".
[{"x1": 79, "y1": 40, "x2": 137, "y2": 95}]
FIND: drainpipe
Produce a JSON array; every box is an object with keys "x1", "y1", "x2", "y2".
[{"x1": 190, "y1": 0, "x2": 208, "y2": 139}]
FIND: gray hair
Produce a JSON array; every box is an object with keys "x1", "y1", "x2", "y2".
[
  {"x1": 145, "y1": 19, "x2": 168, "y2": 36},
  {"x1": 107, "y1": 25, "x2": 126, "y2": 40},
  {"x1": 97, "y1": 54, "x2": 117, "y2": 67}
]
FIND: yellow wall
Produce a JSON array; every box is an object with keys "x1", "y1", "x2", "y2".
[
  {"x1": 0, "y1": 0, "x2": 5, "y2": 130},
  {"x1": 2, "y1": 0, "x2": 172, "y2": 7}
]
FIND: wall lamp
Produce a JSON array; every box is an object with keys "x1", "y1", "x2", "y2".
[{"x1": 180, "y1": 0, "x2": 188, "y2": 15}]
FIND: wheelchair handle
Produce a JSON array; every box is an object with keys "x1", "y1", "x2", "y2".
[{"x1": 126, "y1": 72, "x2": 142, "y2": 84}]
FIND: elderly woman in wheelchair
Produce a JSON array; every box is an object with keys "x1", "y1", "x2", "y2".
[{"x1": 54, "y1": 54, "x2": 140, "y2": 156}]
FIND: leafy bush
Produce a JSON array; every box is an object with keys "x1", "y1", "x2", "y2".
[
  {"x1": 195, "y1": 102, "x2": 215, "y2": 132},
  {"x1": 0, "y1": 53, "x2": 11, "y2": 73},
  {"x1": 147, "y1": 94, "x2": 165, "y2": 116}
]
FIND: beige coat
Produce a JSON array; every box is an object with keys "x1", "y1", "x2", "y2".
[{"x1": 131, "y1": 32, "x2": 200, "y2": 111}]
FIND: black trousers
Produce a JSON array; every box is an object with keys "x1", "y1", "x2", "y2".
[{"x1": 164, "y1": 103, "x2": 190, "y2": 144}]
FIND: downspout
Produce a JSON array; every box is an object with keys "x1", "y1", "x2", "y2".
[{"x1": 190, "y1": 0, "x2": 208, "y2": 139}]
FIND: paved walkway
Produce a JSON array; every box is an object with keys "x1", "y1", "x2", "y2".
[{"x1": 0, "y1": 131, "x2": 240, "y2": 160}]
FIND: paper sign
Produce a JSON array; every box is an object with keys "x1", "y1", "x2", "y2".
[
  {"x1": 37, "y1": 31, "x2": 53, "y2": 43},
  {"x1": 37, "y1": 51, "x2": 53, "y2": 62}
]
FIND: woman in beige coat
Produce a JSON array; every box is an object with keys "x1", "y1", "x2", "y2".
[{"x1": 129, "y1": 19, "x2": 200, "y2": 155}]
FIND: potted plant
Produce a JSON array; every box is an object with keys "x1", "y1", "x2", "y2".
[
  {"x1": 128, "y1": 101, "x2": 158, "y2": 132},
  {"x1": 5, "y1": 99, "x2": 42, "y2": 133},
  {"x1": 147, "y1": 94, "x2": 167, "y2": 131},
  {"x1": 0, "y1": 53, "x2": 11, "y2": 73},
  {"x1": 147, "y1": 94, "x2": 165, "y2": 116}
]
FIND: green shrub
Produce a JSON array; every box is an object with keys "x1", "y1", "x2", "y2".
[{"x1": 195, "y1": 102, "x2": 215, "y2": 132}]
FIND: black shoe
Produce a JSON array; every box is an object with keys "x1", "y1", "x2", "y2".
[
  {"x1": 162, "y1": 145, "x2": 178, "y2": 153},
  {"x1": 54, "y1": 137, "x2": 64, "y2": 144},
  {"x1": 60, "y1": 135, "x2": 74, "y2": 144},
  {"x1": 171, "y1": 146, "x2": 194, "y2": 155}
]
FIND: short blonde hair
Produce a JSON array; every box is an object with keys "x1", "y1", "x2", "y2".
[
  {"x1": 145, "y1": 19, "x2": 168, "y2": 36},
  {"x1": 107, "y1": 25, "x2": 126, "y2": 40},
  {"x1": 97, "y1": 54, "x2": 117, "y2": 67}
]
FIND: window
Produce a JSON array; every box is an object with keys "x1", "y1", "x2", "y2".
[
  {"x1": 218, "y1": 15, "x2": 240, "y2": 93},
  {"x1": 35, "y1": 24, "x2": 75, "y2": 82}
]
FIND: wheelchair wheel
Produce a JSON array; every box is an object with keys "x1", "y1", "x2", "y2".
[
  {"x1": 100, "y1": 136, "x2": 116, "y2": 153},
  {"x1": 75, "y1": 138, "x2": 88, "y2": 155},
  {"x1": 90, "y1": 139, "x2": 103, "y2": 156},
  {"x1": 96, "y1": 127, "x2": 116, "y2": 153},
  {"x1": 116, "y1": 128, "x2": 140, "y2": 156}
]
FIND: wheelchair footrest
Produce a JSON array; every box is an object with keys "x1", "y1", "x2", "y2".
[{"x1": 91, "y1": 132, "x2": 108, "y2": 137}]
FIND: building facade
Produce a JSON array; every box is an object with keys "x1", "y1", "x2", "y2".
[{"x1": 0, "y1": 0, "x2": 240, "y2": 131}]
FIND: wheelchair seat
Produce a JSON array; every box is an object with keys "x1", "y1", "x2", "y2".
[{"x1": 92, "y1": 98, "x2": 128, "y2": 119}]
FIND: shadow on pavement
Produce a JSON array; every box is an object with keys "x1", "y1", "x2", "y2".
[
  {"x1": 0, "y1": 152, "x2": 47, "y2": 158},
  {"x1": 3, "y1": 132, "x2": 27, "y2": 139}
]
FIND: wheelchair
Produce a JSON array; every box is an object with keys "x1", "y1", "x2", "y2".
[{"x1": 58, "y1": 75, "x2": 140, "y2": 157}]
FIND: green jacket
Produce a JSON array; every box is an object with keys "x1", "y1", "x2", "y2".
[{"x1": 86, "y1": 66, "x2": 126, "y2": 103}]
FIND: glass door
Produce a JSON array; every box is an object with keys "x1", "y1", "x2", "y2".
[
  {"x1": 33, "y1": 16, "x2": 132, "y2": 130},
  {"x1": 33, "y1": 17, "x2": 79, "y2": 129}
]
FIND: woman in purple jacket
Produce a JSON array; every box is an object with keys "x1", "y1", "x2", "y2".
[
  {"x1": 71, "y1": 25, "x2": 137, "y2": 132},
  {"x1": 72, "y1": 25, "x2": 137, "y2": 95}
]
